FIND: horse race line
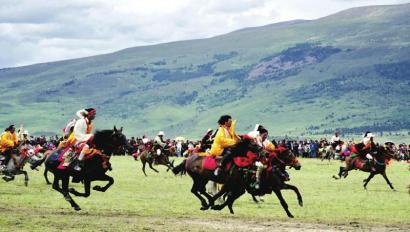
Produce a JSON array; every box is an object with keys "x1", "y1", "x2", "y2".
[{"x1": 1, "y1": 207, "x2": 409, "y2": 231}]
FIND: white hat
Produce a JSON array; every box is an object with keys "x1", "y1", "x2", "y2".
[
  {"x1": 142, "y1": 138, "x2": 149, "y2": 144},
  {"x1": 253, "y1": 124, "x2": 260, "y2": 132},
  {"x1": 23, "y1": 130, "x2": 29, "y2": 135},
  {"x1": 363, "y1": 131, "x2": 374, "y2": 138},
  {"x1": 206, "y1": 128, "x2": 213, "y2": 133},
  {"x1": 158, "y1": 131, "x2": 165, "y2": 136}
]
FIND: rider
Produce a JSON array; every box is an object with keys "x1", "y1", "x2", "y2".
[
  {"x1": 69, "y1": 108, "x2": 96, "y2": 171},
  {"x1": 154, "y1": 131, "x2": 167, "y2": 158},
  {"x1": 200, "y1": 128, "x2": 214, "y2": 152},
  {"x1": 331, "y1": 131, "x2": 341, "y2": 150},
  {"x1": 353, "y1": 131, "x2": 377, "y2": 171},
  {"x1": 0, "y1": 125, "x2": 19, "y2": 169},
  {"x1": 211, "y1": 115, "x2": 241, "y2": 176}
]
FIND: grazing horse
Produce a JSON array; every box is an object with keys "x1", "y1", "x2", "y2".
[
  {"x1": 333, "y1": 144, "x2": 395, "y2": 191},
  {"x1": 138, "y1": 146, "x2": 175, "y2": 176},
  {"x1": 32, "y1": 126, "x2": 130, "y2": 211},
  {"x1": 209, "y1": 148, "x2": 302, "y2": 218}
]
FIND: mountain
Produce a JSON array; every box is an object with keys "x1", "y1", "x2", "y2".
[{"x1": 1, "y1": 3, "x2": 410, "y2": 140}]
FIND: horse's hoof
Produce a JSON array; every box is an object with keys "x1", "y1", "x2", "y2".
[
  {"x1": 288, "y1": 214, "x2": 294, "y2": 218},
  {"x1": 93, "y1": 186, "x2": 102, "y2": 191},
  {"x1": 392, "y1": 189, "x2": 397, "y2": 192},
  {"x1": 200, "y1": 205, "x2": 209, "y2": 211},
  {"x1": 211, "y1": 205, "x2": 223, "y2": 211},
  {"x1": 229, "y1": 209, "x2": 234, "y2": 214},
  {"x1": 74, "y1": 206, "x2": 81, "y2": 211},
  {"x1": 299, "y1": 200, "x2": 303, "y2": 207},
  {"x1": 24, "y1": 182, "x2": 28, "y2": 187}
]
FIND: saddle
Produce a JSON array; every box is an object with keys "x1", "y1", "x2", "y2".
[{"x1": 202, "y1": 151, "x2": 258, "y2": 171}]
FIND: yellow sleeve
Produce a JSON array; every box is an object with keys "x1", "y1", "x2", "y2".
[{"x1": 264, "y1": 141, "x2": 276, "y2": 152}]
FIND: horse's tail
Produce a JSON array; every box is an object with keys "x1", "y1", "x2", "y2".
[{"x1": 172, "y1": 159, "x2": 186, "y2": 175}]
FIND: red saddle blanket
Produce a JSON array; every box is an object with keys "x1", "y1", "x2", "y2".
[{"x1": 202, "y1": 151, "x2": 258, "y2": 170}]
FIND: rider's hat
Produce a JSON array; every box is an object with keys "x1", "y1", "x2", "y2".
[{"x1": 158, "y1": 131, "x2": 165, "y2": 136}]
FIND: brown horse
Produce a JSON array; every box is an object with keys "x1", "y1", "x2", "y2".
[
  {"x1": 333, "y1": 144, "x2": 395, "y2": 191},
  {"x1": 172, "y1": 139, "x2": 302, "y2": 218},
  {"x1": 209, "y1": 148, "x2": 302, "y2": 218},
  {"x1": 138, "y1": 146, "x2": 175, "y2": 176}
]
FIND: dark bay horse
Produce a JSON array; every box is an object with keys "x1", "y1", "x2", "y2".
[
  {"x1": 209, "y1": 148, "x2": 302, "y2": 218},
  {"x1": 172, "y1": 138, "x2": 261, "y2": 210},
  {"x1": 32, "y1": 126, "x2": 130, "y2": 211},
  {"x1": 138, "y1": 146, "x2": 175, "y2": 176},
  {"x1": 333, "y1": 144, "x2": 395, "y2": 191}
]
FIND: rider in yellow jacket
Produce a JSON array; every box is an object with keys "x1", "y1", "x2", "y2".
[
  {"x1": 210, "y1": 115, "x2": 241, "y2": 175},
  {"x1": 0, "y1": 125, "x2": 19, "y2": 168}
]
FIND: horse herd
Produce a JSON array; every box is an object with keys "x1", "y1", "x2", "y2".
[{"x1": 0, "y1": 127, "x2": 405, "y2": 217}]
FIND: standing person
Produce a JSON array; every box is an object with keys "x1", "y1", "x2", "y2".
[
  {"x1": 0, "y1": 125, "x2": 19, "y2": 169},
  {"x1": 210, "y1": 115, "x2": 241, "y2": 176},
  {"x1": 66, "y1": 108, "x2": 96, "y2": 171}
]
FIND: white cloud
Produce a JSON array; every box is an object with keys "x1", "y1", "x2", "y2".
[{"x1": 0, "y1": 0, "x2": 409, "y2": 68}]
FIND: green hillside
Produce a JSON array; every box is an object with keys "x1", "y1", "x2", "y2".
[{"x1": 0, "y1": 3, "x2": 409, "y2": 140}]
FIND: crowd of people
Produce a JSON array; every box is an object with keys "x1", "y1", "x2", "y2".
[{"x1": 1, "y1": 110, "x2": 409, "y2": 175}]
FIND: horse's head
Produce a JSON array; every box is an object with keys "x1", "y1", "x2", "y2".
[
  {"x1": 111, "y1": 126, "x2": 130, "y2": 149},
  {"x1": 276, "y1": 147, "x2": 301, "y2": 170},
  {"x1": 375, "y1": 145, "x2": 394, "y2": 163}
]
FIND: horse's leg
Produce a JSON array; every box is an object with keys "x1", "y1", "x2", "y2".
[
  {"x1": 148, "y1": 161, "x2": 159, "y2": 173},
  {"x1": 21, "y1": 170, "x2": 29, "y2": 187},
  {"x1": 44, "y1": 167, "x2": 51, "y2": 185},
  {"x1": 283, "y1": 183, "x2": 303, "y2": 207},
  {"x1": 227, "y1": 188, "x2": 246, "y2": 214},
  {"x1": 141, "y1": 160, "x2": 148, "y2": 176},
  {"x1": 211, "y1": 184, "x2": 232, "y2": 210},
  {"x1": 191, "y1": 178, "x2": 209, "y2": 210},
  {"x1": 381, "y1": 171, "x2": 395, "y2": 191},
  {"x1": 252, "y1": 195, "x2": 259, "y2": 203},
  {"x1": 333, "y1": 166, "x2": 344, "y2": 180},
  {"x1": 273, "y1": 188, "x2": 294, "y2": 218},
  {"x1": 93, "y1": 174, "x2": 114, "y2": 192},
  {"x1": 52, "y1": 174, "x2": 63, "y2": 194},
  {"x1": 198, "y1": 180, "x2": 214, "y2": 209},
  {"x1": 362, "y1": 172, "x2": 374, "y2": 190},
  {"x1": 69, "y1": 179, "x2": 91, "y2": 197},
  {"x1": 61, "y1": 175, "x2": 81, "y2": 211}
]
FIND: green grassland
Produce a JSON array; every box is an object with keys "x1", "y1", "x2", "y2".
[{"x1": 0, "y1": 157, "x2": 409, "y2": 231}]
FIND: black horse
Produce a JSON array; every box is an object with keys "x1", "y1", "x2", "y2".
[{"x1": 32, "y1": 126, "x2": 130, "y2": 211}]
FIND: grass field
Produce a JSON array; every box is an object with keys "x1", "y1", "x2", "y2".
[{"x1": 0, "y1": 157, "x2": 409, "y2": 231}]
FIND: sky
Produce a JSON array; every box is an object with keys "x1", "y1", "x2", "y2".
[{"x1": 0, "y1": 0, "x2": 409, "y2": 68}]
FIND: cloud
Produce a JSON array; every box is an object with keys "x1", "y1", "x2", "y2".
[{"x1": 0, "y1": 0, "x2": 409, "y2": 68}]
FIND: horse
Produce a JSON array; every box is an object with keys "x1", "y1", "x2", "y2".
[
  {"x1": 172, "y1": 137, "x2": 302, "y2": 217},
  {"x1": 32, "y1": 126, "x2": 130, "y2": 211},
  {"x1": 0, "y1": 144, "x2": 45, "y2": 186},
  {"x1": 138, "y1": 145, "x2": 175, "y2": 176},
  {"x1": 209, "y1": 148, "x2": 302, "y2": 218},
  {"x1": 333, "y1": 144, "x2": 395, "y2": 191}
]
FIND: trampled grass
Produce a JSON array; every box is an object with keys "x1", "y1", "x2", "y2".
[{"x1": 0, "y1": 157, "x2": 409, "y2": 231}]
